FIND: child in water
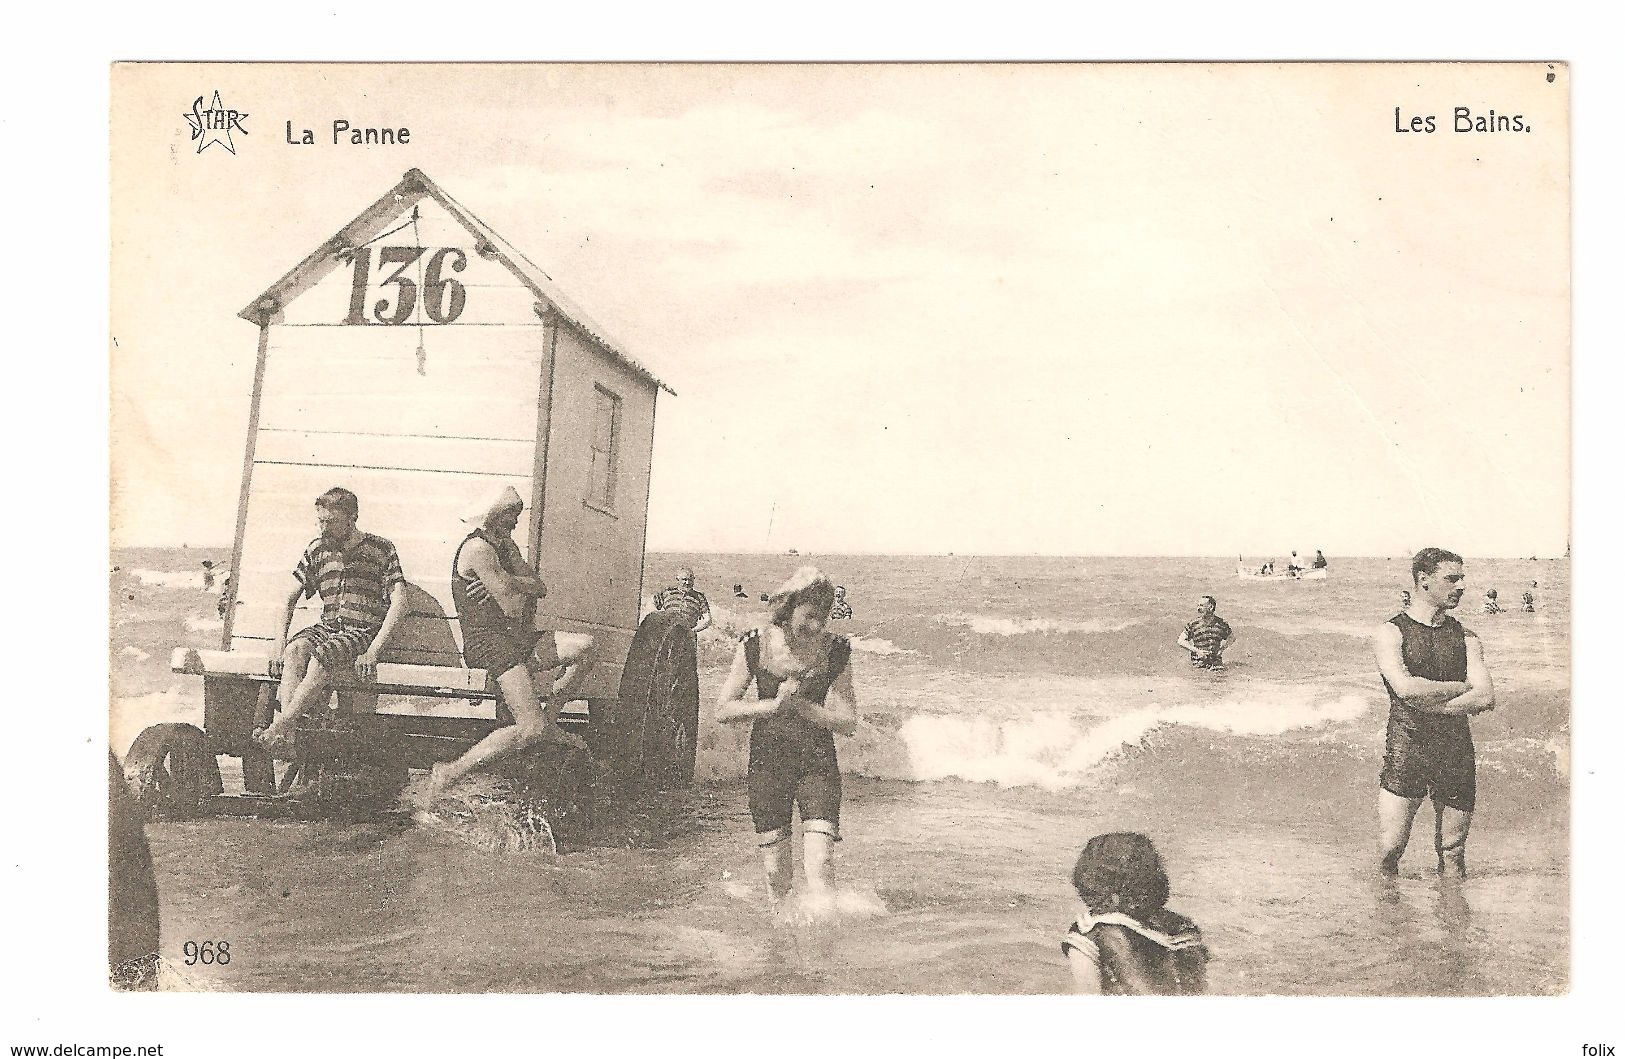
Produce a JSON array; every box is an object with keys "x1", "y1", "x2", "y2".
[
  {"x1": 1483, "y1": 588, "x2": 1502, "y2": 615},
  {"x1": 1061, "y1": 832, "x2": 1208, "y2": 995}
]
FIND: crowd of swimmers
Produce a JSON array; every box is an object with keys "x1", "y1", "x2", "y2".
[{"x1": 216, "y1": 487, "x2": 1518, "y2": 994}]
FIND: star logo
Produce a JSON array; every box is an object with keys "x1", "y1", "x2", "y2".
[{"x1": 184, "y1": 91, "x2": 249, "y2": 155}]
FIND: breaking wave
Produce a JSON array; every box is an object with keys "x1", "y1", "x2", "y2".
[
  {"x1": 933, "y1": 612, "x2": 1144, "y2": 637},
  {"x1": 894, "y1": 689, "x2": 1376, "y2": 790}
]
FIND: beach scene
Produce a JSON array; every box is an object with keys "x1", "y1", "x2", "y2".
[
  {"x1": 105, "y1": 62, "x2": 1570, "y2": 1007},
  {"x1": 111, "y1": 547, "x2": 1568, "y2": 995}
]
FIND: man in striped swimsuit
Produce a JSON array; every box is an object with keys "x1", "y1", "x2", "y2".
[
  {"x1": 1178, "y1": 596, "x2": 1235, "y2": 668},
  {"x1": 255, "y1": 487, "x2": 409, "y2": 751},
  {"x1": 653, "y1": 567, "x2": 712, "y2": 633}
]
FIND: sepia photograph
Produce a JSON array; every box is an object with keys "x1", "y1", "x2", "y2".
[{"x1": 103, "y1": 62, "x2": 1574, "y2": 1003}]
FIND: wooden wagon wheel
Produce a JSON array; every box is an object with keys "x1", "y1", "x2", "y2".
[
  {"x1": 122, "y1": 722, "x2": 224, "y2": 820},
  {"x1": 614, "y1": 609, "x2": 701, "y2": 791}
]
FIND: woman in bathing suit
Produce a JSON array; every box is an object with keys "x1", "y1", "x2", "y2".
[
  {"x1": 716, "y1": 567, "x2": 859, "y2": 902},
  {"x1": 423, "y1": 485, "x2": 586, "y2": 803}
]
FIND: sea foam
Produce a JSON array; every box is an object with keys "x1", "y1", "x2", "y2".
[
  {"x1": 897, "y1": 689, "x2": 1375, "y2": 790},
  {"x1": 130, "y1": 569, "x2": 211, "y2": 591},
  {"x1": 933, "y1": 612, "x2": 1143, "y2": 637}
]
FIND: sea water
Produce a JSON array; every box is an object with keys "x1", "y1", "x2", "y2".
[{"x1": 111, "y1": 550, "x2": 1568, "y2": 994}]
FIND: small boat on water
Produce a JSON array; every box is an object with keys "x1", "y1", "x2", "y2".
[{"x1": 1237, "y1": 561, "x2": 1328, "y2": 582}]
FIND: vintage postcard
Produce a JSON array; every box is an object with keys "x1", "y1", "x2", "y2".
[{"x1": 108, "y1": 62, "x2": 1570, "y2": 1005}]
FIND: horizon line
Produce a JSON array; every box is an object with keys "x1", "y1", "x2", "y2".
[{"x1": 111, "y1": 543, "x2": 1568, "y2": 561}]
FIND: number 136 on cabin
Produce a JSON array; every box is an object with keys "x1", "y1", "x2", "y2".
[{"x1": 344, "y1": 246, "x2": 468, "y2": 326}]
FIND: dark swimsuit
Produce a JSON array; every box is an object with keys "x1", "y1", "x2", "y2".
[
  {"x1": 1378, "y1": 612, "x2": 1476, "y2": 812},
  {"x1": 741, "y1": 629, "x2": 851, "y2": 845},
  {"x1": 452, "y1": 529, "x2": 541, "y2": 679}
]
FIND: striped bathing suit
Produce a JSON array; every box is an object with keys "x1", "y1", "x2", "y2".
[
  {"x1": 654, "y1": 585, "x2": 711, "y2": 629},
  {"x1": 453, "y1": 529, "x2": 542, "y2": 679},
  {"x1": 287, "y1": 532, "x2": 405, "y2": 670},
  {"x1": 1184, "y1": 613, "x2": 1231, "y2": 667}
]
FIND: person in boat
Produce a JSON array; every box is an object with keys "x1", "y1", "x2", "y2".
[
  {"x1": 716, "y1": 567, "x2": 859, "y2": 904},
  {"x1": 424, "y1": 486, "x2": 591, "y2": 800},
  {"x1": 1062, "y1": 832, "x2": 1208, "y2": 995},
  {"x1": 1482, "y1": 588, "x2": 1502, "y2": 615},
  {"x1": 829, "y1": 585, "x2": 853, "y2": 620},
  {"x1": 1286, "y1": 551, "x2": 1304, "y2": 577},
  {"x1": 1177, "y1": 595, "x2": 1235, "y2": 668},
  {"x1": 1313, "y1": 550, "x2": 1329, "y2": 569},
  {"x1": 255, "y1": 487, "x2": 409, "y2": 752},
  {"x1": 1375, "y1": 547, "x2": 1497, "y2": 878},
  {"x1": 653, "y1": 566, "x2": 713, "y2": 633}
]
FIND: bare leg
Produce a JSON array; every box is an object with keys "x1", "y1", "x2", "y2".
[
  {"x1": 1377, "y1": 788, "x2": 1425, "y2": 875},
  {"x1": 760, "y1": 834, "x2": 794, "y2": 903},
  {"x1": 276, "y1": 638, "x2": 315, "y2": 715},
  {"x1": 258, "y1": 658, "x2": 334, "y2": 746},
  {"x1": 802, "y1": 823, "x2": 838, "y2": 896},
  {"x1": 1434, "y1": 803, "x2": 1473, "y2": 879},
  {"x1": 538, "y1": 632, "x2": 597, "y2": 717},
  {"x1": 427, "y1": 665, "x2": 552, "y2": 797}
]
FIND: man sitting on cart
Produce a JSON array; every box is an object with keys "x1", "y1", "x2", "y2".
[
  {"x1": 423, "y1": 486, "x2": 592, "y2": 801},
  {"x1": 254, "y1": 487, "x2": 409, "y2": 752}
]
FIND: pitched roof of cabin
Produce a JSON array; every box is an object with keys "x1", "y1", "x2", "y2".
[{"x1": 239, "y1": 168, "x2": 674, "y2": 395}]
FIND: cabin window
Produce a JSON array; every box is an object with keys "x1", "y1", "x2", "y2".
[{"x1": 587, "y1": 384, "x2": 621, "y2": 511}]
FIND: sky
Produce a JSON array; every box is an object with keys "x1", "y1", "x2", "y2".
[{"x1": 111, "y1": 63, "x2": 1569, "y2": 557}]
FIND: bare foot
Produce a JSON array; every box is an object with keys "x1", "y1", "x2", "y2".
[
  {"x1": 542, "y1": 724, "x2": 588, "y2": 753},
  {"x1": 253, "y1": 725, "x2": 293, "y2": 755}
]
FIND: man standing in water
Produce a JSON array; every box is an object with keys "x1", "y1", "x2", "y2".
[
  {"x1": 1177, "y1": 596, "x2": 1235, "y2": 668},
  {"x1": 654, "y1": 566, "x2": 713, "y2": 633},
  {"x1": 1374, "y1": 547, "x2": 1497, "y2": 878}
]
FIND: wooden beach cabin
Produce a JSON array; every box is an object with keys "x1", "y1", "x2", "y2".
[{"x1": 161, "y1": 169, "x2": 696, "y2": 805}]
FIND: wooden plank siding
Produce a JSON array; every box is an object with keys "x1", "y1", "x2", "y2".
[
  {"x1": 532, "y1": 320, "x2": 656, "y2": 633},
  {"x1": 229, "y1": 319, "x2": 545, "y2": 666}
]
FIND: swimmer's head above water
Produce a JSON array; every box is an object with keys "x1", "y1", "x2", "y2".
[{"x1": 1072, "y1": 832, "x2": 1170, "y2": 919}]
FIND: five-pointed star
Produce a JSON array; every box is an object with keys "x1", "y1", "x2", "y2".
[{"x1": 184, "y1": 91, "x2": 247, "y2": 155}]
